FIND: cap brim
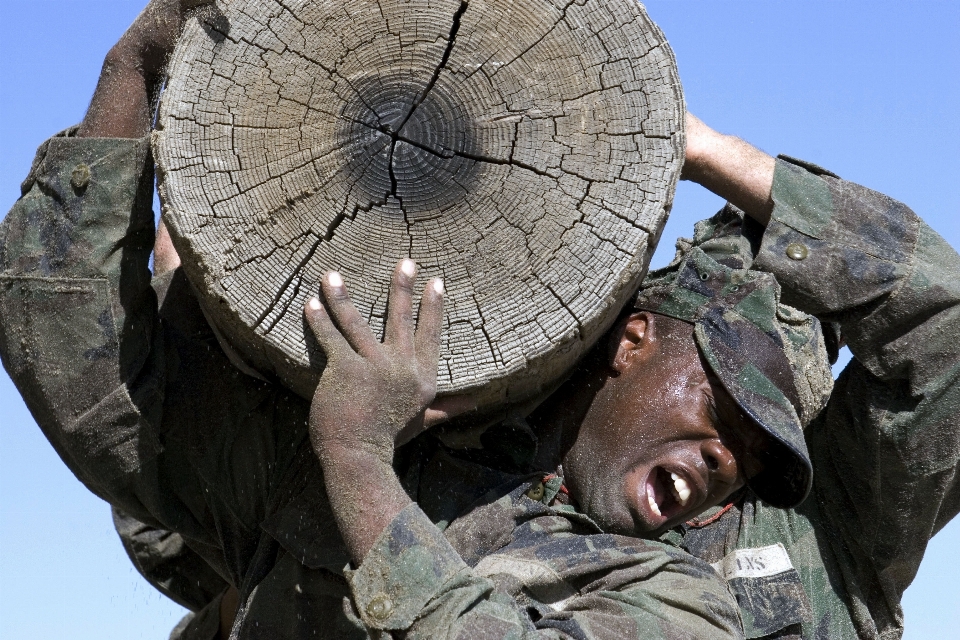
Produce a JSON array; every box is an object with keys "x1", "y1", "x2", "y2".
[{"x1": 694, "y1": 317, "x2": 813, "y2": 509}]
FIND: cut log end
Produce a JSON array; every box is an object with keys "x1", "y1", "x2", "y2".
[{"x1": 154, "y1": 0, "x2": 685, "y2": 409}]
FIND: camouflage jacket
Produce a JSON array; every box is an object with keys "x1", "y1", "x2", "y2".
[
  {"x1": 655, "y1": 157, "x2": 960, "y2": 640},
  {"x1": 0, "y1": 132, "x2": 744, "y2": 639}
]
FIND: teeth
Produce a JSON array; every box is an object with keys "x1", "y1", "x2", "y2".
[
  {"x1": 646, "y1": 483, "x2": 662, "y2": 517},
  {"x1": 670, "y1": 472, "x2": 692, "y2": 506}
]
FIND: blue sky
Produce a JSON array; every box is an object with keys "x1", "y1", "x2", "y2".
[{"x1": 1, "y1": 1, "x2": 958, "y2": 637}]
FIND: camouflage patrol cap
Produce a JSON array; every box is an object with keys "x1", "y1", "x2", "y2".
[{"x1": 633, "y1": 247, "x2": 833, "y2": 508}]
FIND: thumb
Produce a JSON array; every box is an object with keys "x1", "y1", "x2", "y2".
[{"x1": 423, "y1": 394, "x2": 478, "y2": 429}]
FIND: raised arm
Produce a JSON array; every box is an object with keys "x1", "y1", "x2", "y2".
[
  {"x1": 0, "y1": 0, "x2": 210, "y2": 509},
  {"x1": 682, "y1": 114, "x2": 960, "y2": 633},
  {"x1": 77, "y1": 0, "x2": 206, "y2": 272}
]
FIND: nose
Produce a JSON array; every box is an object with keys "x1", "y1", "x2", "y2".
[{"x1": 701, "y1": 439, "x2": 740, "y2": 488}]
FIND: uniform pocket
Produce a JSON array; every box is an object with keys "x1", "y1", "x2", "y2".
[{"x1": 0, "y1": 276, "x2": 160, "y2": 487}]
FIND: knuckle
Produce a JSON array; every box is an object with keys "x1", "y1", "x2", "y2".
[
  {"x1": 327, "y1": 288, "x2": 351, "y2": 303},
  {"x1": 394, "y1": 277, "x2": 415, "y2": 293},
  {"x1": 344, "y1": 315, "x2": 369, "y2": 335}
]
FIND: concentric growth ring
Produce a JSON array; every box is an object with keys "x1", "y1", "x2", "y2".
[{"x1": 340, "y1": 71, "x2": 482, "y2": 213}]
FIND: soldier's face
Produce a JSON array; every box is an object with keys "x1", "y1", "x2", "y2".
[{"x1": 561, "y1": 312, "x2": 764, "y2": 537}]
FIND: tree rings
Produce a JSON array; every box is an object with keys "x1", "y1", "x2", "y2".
[{"x1": 154, "y1": 0, "x2": 685, "y2": 408}]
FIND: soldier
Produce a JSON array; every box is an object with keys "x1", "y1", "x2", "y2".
[
  {"x1": 287, "y1": 98, "x2": 960, "y2": 640},
  {"x1": 293, "y1": 216, "x2": 830, "y2": 636},
  {"x1": 637, "y1": 115, "x2": 960, "y2": 639},
  {"x1": 140, "y1": 51, "x2": 960, "y2": 640}
]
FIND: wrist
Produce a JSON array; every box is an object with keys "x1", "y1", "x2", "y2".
[
  {"x1": 78, "y1": 46, "x2": 154, "y2": 139},
  {"x1": 108, "y1": 36, "x2": 168, "y2": 90},
  {"x1": 316, "y1": 439, "x2": 394, "y2": 469},
  {"x1": 317, "y1": 442, "x2": 412, "y2": 564}
]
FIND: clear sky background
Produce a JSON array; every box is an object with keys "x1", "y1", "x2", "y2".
[{"x1": 1, "y1": 1, "x2": 958, "y2": 638}]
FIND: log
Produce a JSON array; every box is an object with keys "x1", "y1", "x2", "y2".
[{"x1": 153, "y1": 0, "x2": 685, "y2": 409}]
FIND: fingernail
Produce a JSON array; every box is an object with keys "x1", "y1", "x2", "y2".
[
  {"x1": 433, "y1": 279, "x2": 445, "y2": 294},
  {"x1": 401, "y1": 259, "x2": 416, "y2": 278},
  {"x1": 308, "y1": 297, "x2": 322, "y2": 310},
  {"x1": 327, "y1": 272, "x2": 343, "y2": 288}
]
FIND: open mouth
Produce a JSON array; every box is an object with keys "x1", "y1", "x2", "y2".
[{"x1": 645, "y1": 466, "x2": 694, "y2": 521}]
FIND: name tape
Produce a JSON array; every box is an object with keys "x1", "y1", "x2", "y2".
[{"x1": 711, "y1": 543, "x2": 795, "y2": 580}]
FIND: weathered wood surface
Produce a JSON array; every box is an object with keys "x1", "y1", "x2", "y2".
[{"x1": 154, "y1": 0, "x2": 685, "y2": 407}]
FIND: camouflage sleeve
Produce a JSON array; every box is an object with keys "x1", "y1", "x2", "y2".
[
  {"x1": 167, "y1": 592, "x2": 224, "y2": 640},
  {"x1": 113, "y1": 506, "x2": 229, "y2": 612},
  {"x1": 0, "y1": 131, "x2": 164, "y2": 512},
  {"x1": 753, "y1": 157, "x2": 960, "y2": 616},
  {"x1": 346, "y1": 504, "x2": 744, "y2": 639}
]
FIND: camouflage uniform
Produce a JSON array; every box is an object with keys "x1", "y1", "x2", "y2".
[
  {"x1": 654, "y1": 157, "x2": 960, "y2": 639},
  {"x1": 0, "y1": 131, "x2": 744, "y2": 638}
]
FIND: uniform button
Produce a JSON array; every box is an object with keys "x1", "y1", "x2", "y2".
[
  {"x1": 367, "y1": 594, "x2": 394, "y2": 620},
  {"x1": 526, "y1": 482, "x2": 545, "y2": 501},
  {"x1": 785, "y1": 242, "x2": 808, "y2": 261},
  {"x1": 71, "y1": 164, "x2": 91, "y2": 190}
]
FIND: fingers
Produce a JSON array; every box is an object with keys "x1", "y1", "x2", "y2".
[
  {"x1": 320, "y1": 272, "x2": 381, "y2": 358},
  {"x1": 303, "y1": 296, "x2": 352, "y2": 357},
  {"x1": 385, "y1": 259, "x2": 418, "y2": 351},
  {"x1": 414, "y1": 277, "x2": 445, "y2": 373},
  {"x1": 310, "y1": 264, "x2": 444, "y2": 364}
]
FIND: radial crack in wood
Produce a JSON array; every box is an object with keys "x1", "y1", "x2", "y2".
[{"x1": 154, "y1": 0, "x2": 685, "y2": 410}]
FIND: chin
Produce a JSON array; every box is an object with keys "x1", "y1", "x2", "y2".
[
  {"x1": 565, "y1": 453, "x2": 659, "y2": 537},
  {"x1": 583, "y1": 494, "x2": 656, "y2": 538}
]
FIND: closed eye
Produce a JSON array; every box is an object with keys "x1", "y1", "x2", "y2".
[
  {"x1": 702, "y1": 389, "x2": 726, "y2": 433},
  {"x1": 702, "y1": 387, "x2": 745, "y2": 455}
]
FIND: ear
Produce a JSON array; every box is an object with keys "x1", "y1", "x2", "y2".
[{"x1": 611, "y1": 312, "x2": 654, "y2": 373}]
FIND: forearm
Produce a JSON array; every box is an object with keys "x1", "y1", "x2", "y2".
[
  {"x1": 2, "y1": 0, "x2": 197, "y2": 280},
  {"x1": 77, "y1": 44, "x2": 156, "y2": 139},
  {"x1": 1, "y1": 5, "x2": 166, "y2": 291},
  {"x1": 754, "y1": 158, "x2": 960, "y2": 378},
  {"x1": 344, "y1": 500, "x2": 745, "y2": 639},
  {"x1": 0, "y1": 134, "x2": 154, "y2": 281},
  {"x1": 682, "y1": 113, "x2": 776, "y2": 225},
  {"x1": 319, "y1": 445, "x2": 412, "y2": 564}
]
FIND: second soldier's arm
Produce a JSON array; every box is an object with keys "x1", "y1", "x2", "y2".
[{"x1": 0, "y1": 0, "x2": 213, "y2": 542}]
